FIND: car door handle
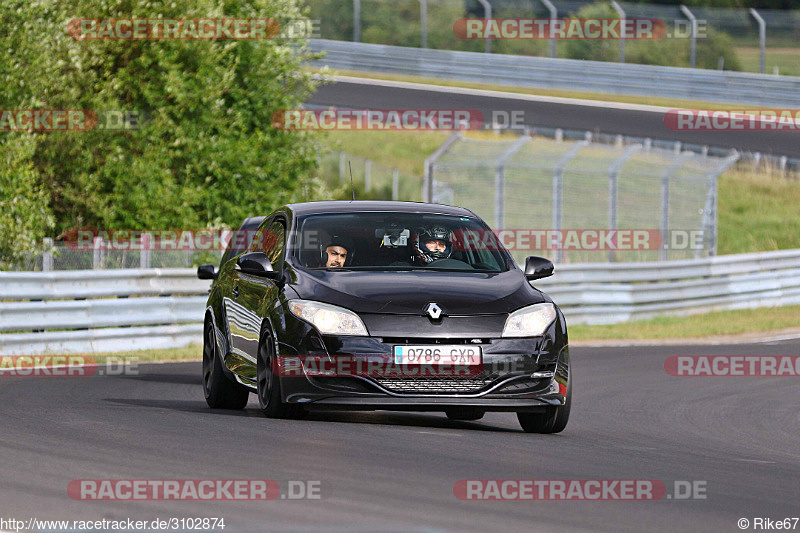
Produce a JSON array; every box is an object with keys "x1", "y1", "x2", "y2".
[{"x1": 232, "y1": 285, "x2": 240, "y2": 299}]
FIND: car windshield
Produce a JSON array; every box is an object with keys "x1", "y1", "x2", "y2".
[{"x1": 294, "y1": 212, "x2": 509, "y2": 272}]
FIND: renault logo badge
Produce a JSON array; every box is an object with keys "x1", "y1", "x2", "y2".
[{"x1": 425, "y1": 303, "x2": 443, "y2": 320}]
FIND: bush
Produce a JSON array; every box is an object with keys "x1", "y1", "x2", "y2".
[
  {"x1": 0, "y1": 136, "x2": 54, "y2": 268},
  {"x1": 562, "y1": 2, "x2": 741, "y2": 70},
  {"x1": 561, "y1": 3, "x2": 621, "y2": 62},
  {"x1": 0, "y1": 0, "x2": 323, "y2": 252}
]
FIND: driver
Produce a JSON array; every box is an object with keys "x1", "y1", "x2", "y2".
[
  {"x1": 320, "y1": 236, "x2": 351, "y2": 268},
  {"x1": 413, "y1": 226, "x2": 452, "y2": 265}
]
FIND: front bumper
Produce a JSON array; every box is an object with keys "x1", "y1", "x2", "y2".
[{"x1": 278, "y1": 326, "x2": 570, "y2": 412}]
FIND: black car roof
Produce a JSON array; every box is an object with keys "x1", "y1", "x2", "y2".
[
  {"x1": 239, "y1": 216, "x2": 266, "y2": 230},
  {"x1": 283, "y1": 201, "x2": 477, "y2": 218}
]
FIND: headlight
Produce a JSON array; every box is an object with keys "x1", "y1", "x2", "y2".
[
  {"x1": 501, "y1": 303, "x2": 557, "y2": 337},
  {"x1": 287, "y1": 299, "x2": 368, "y2": 336}
]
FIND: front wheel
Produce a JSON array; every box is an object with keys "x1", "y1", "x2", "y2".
[
  {"x1": 517, "y1": 378, "x2": 571, "y2": 434},
  {"x1": 257, "y1": 325, "x2": 305, "y2": 419},
  {"x1": 203, "y1": 319, "x2": 250, "y2": 409}
]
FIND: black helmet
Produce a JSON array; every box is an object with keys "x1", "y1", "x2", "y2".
[
  {"x1": 320, "y1": 234, "x2": 353, "y2": 266},
  {"x1": 414, "y1": 226, "x2": 452, "y2": 264}
]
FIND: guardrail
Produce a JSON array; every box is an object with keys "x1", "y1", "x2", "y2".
[
  {"x1": 2, "y1": 249, "x2": 799, "y2": 354},
  {"x1": 308, "y1": 39, "x2": 800, "y2": 107},
  {"x1": 535, "y1": 249, "x2": 800, "y2": 324},
  {"x1": 0, "y1": 269, "x2": 209, "y2": 355}
]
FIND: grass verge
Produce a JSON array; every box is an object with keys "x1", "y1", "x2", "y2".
[
  {"x1": 735, "y1": 46, "x2": 800, "y2": 77},
  {"x1": 91, "y1": 345, "x2": 202, "y2": 364},
  {"x1": 569, "y1": 305, "x2": 800, "y2": 341},
  {"x1": 717, "y1": 167, "x2": 800, "y2": 255}
]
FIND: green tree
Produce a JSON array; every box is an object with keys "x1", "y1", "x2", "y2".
[
  {"x1": 0, "y1": 135, "x2": 54, "y2": 268},
  {"x1": 561, "y1": 3, "x2": 621, "y2": 62},
  {"x1": 0, "y1": 0, "x2": 324, "y2": 258},
  {"x1": 562, "y1": 2, "x2": 741, "y2": 70}
]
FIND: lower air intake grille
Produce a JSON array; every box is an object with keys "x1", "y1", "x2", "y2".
[{"x1": 372, "y1": 372, "x2": 500, "y2": 394}]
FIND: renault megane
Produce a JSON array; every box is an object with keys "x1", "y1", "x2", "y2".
[{"x1": 197, "y1": 201, "x2": 570, "y2": 433}]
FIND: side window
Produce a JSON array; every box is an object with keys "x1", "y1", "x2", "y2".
[
  {"x1": 221, "y1": 217, "x2": 271, "y2": 267},
  {"x1": 253, "y1": 220, "x2": 286, "y2": 268}
]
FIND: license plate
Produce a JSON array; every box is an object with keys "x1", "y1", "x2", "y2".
[{"x1": 393, "y1": 345, "x2": 482, "y2": 365}]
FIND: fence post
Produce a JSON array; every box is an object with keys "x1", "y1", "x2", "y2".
[
  {"x1": 418, "y1": 0, "x2": 427, "y2": 48},
  {"x1": 364, "y1": 159, "x2": 372, "y2": 191},
  {"x1": 680, "y1": 5, "x2": 697, "y2": 68},
  {"x1": 701, "y1": 151, "x2": 740, "y2": 257},
  {"x1": 475, "y1": 0, "x2": 492, "y2": 53},
  {"x1": 392, "y1": 168, "x2": 400, "y2": 200},
  {"x1": 93, "y1": 236, "x2": 104, "y2": 269},
  {"x1": 140, "y1": 233, "x2": 151, "y2": 269},
  {"x1": 552, "y1": 141, "x2": 589, "y2": 263},
  {"x1": 424, "y1": 133, "x2": 462, "y2": 202},
  {"x1": 610, "y1": 1, "x2": 626, "y2": 63},
  {"x1": 353, "y1": 0, "x2": 361, "y2": 42},
  {"x1": 540, "y1": 0, "x2": 557, "y2": 58},
  {"x1": 494, "y1": 136, "x2": 531, "y2": 229},
  {"x1": 608, "y1": 144, "x2": 642, "y2": 262},
  {"x1": 42, "y1": 237, "x2": 53, "y2": 272},
  {"x1": 749, "y1": 9, "x2": 766, "y2": 74},
  {"x1": 660, "y1": 152, "x2": 694, "y2": 260}
]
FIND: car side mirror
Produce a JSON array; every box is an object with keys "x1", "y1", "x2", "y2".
[
  {"x1": 197, "y1": 264, "x2": 217, "y2": 280},
  {"x1": 236, "y1": 252, "x2": 280, "y2": 279},
  {"x1": 524, "y1": 256, "x2": 554, "y2": 281}
]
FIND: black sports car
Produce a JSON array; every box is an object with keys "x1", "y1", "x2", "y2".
[{"x1": 197, "y1": 201, "x2": 570, "y2": 433}]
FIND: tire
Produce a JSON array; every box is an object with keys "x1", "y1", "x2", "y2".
[
  {"x1": 517, "y1": 378, "x2": 571, "y2": 434},
  {"x1": 256, "y1": 324, "x2": 306, "y2": 419},
  {"x1": 445, "y1": 408, "x2": 485, "y2": 421},
  {"x1": 203, "y1": 318, "x2": 250, "y2": 409}
]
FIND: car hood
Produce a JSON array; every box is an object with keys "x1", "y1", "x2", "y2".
[{"x1": 288, "y1": 268, "x2": 546, "y2": 315}]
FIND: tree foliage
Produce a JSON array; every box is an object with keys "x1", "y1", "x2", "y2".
[
  {"x1": 561, "y1": 2, "x2": 742, "y2": 70},
  {"x1": 0, "y1": 0, "x2": 324, "y2": 264}
]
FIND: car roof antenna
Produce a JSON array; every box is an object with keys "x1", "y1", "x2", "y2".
[{"x1": 349, "y1": 160, "x2": 355, "y2": 202}]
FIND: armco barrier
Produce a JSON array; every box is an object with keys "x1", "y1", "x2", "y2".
[
  {"x1": 2, "y1": 250, "x2": 799, "y2": 354},
  {"x1": 308, "y1": 39, "x2": 800, "y2": 107},
  {"x1": 535, "y1": 248, "x2": 800, "y2": 324},
  {"x1": 0, "y1": 269, "x2": 210, "y2": 355}
]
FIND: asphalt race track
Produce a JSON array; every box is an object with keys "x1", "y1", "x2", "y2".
[
  {"x1": 310, "y1": 77, "x2": 800, "y2": 159},
  {"x1": 1, "y1": 341, "x2": 798, "y2": 533}
]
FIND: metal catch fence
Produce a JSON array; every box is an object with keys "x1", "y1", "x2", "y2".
[
  {"x1": 306, "y1": 0, "x2": 800, "y2": 74},
  {"x1": 424, "y1": 131, "x2": 739, "y2": 264}
]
